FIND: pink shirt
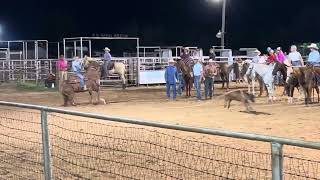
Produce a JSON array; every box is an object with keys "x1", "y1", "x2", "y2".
[
  {"x1": 57, "y1": 59, "x2": 68, "y2": 71},
  {"x1": 277, "y1": 51, "x2": 286, "y2": 64}
]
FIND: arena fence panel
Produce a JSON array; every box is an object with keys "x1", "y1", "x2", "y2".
[{"x1": 0, "y1": 101, "x2": 319, "y2": 180}]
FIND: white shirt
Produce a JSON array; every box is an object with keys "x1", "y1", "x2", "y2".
[
  {"x1": 288, "y1": 51, "x2": 302, "y2": 62},
  {"x1": 258, "y1": 56, "x2": 266, "y2": 64}
]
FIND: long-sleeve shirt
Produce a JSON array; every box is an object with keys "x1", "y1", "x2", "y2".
[
  {"x1": 72, "y1": 60, "x2": 82, "y2": 73},
  {"x1": 165, "y1": 66, "x2": 178, "y2": 85},
  {"x1": 104, "y1": 52, "x2": 112, "y2": 61},
  {"x1": 277, "y1": 51, "x2": 286, "y2": 64},
  {"x1": 267, "y1": 54, "x2": 277, "y2": 64},
  {"x1": 181, "y1": 53, "x2": 194, "y2": 67},
  {"x1": 204, "y1": 64, "x2": 218, "y2": 78},
  {"x1": 308, "y1": 51, "x2": 320, "y2": 63},
  {"x1": 57, "y1": 59, "x2": 68, "y2": 71}
]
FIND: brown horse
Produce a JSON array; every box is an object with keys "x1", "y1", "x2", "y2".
[
  {"x1": 176, "y1": 59, "x2": 193, "y2": 97},
  {"x1": 61, "y1": 60, "x2": 106, "y2": 106},
  {"x1": 292, "y1": 66, "x2": 320, "y2": 105},
  {"x1": 216, "y1": 62, "x2": 233, "y2": 90}
]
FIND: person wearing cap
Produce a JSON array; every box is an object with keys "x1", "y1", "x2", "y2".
[
  {"x1": 164, "y1": 59, "x2": 179, "y2": 100},
  {"x1": 204, "y1": 59, "x2": 218, "y2": 99},
  {"x1": 72, "y1": 56, "x2": 86, "y2": 91},
  {"x1": 267, "y1": 49, "x2": 278, "y2": 64},
  {"x1": 288, "y1": 45, "x2": 304, "y2": 67},
  {"x1": 209, "y1": 48, "x2": 216, "y2": 61},
  {"x1": 252, "y1": 49, "x2": 261, "y2": 63},
  {"x1": 102, "y1": 47, "x2": 112, "y2": 78},
  {"x1": 193, "y1": 58, "x2": 203, "y2": 101},
  {"x1": 307, "y1": 43, "x2": 320, "y2": 66}
]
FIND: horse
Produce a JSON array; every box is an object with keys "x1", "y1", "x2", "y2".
[
  {"x1": 176, "y1": 59, "x2": 193, "y2": 97},
  {"x1": 241, "y1": 61, "x2": 268, "y2": 97},
  {"x1": 272, "y1": 61, "x2": 288, "y2": 96},
  {"x1": 216, "y1": 62, "x2": 234, "y2": 90},
  {"x1": 245, "y1": 63, "x2": 276, "y2": 102},
  {"x1": 292, "y1": 66, "x2": 320, "y2": 105},
  {"x1": 61, "y1": 60, "x2": 106, "y2": 106},
  {"x1": 84, "y1": 57, "x2": 127, "y2": 89}
]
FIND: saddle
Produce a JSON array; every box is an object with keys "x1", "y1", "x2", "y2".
[
  {"x1": 67, "y1": 75, "x2": 88, "y2": 84},
  {"x1": 107, "y1": 61, "x2": 115, "y2": 70}
]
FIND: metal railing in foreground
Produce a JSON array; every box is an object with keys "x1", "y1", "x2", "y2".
[{"x1": 0, "y1": 101, "x2": 319, "y2": 180}]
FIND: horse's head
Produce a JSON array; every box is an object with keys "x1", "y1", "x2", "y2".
[{"x1": 243, "y1": 63, "x2": 255, "y2": 83}]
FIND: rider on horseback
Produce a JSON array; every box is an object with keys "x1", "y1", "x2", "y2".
[
  {"x1": 103, "y1": 47, "x2": 112, "y2": 79},
  {"x1": 72, "y1": 56, "x2": 87, "y2": 91},
  {"x1": 307, "y1": 43, "x2": 320, "y2": 66}
]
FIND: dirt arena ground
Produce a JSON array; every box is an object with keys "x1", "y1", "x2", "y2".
[
  {"x1": 0, "y1": 83, "x2": 319, "y2": 142},
  {"x1": 0, "y1": 82, "x2": 319, "y2": 179}
]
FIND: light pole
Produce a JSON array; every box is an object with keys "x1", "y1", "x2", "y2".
[
  {"x1": 221, "y1": 0, "x2": 226, "y2": 48},
  {"x1": 212, "y1": 0, "x2": 227, "y2": 49}
]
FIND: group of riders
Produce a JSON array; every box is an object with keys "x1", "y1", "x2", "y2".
[
  {"x1": 166, "y1": 43, "x2": 320, "y2": 101},
  {"x1": 56, "y1": 47, "x2": 113, "y2": 91}
]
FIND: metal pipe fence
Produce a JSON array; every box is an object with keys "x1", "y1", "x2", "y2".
[{"x1": 0, "y1": 101, "x2": 319, "y2": 179}]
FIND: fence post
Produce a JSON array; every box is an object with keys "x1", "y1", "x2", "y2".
[
  {"x1": 41, "y1": 110, "x2": 53, "y2": 180},
  {"x1": 271, "y1": 142, "x2": 283, "y2": 180}
]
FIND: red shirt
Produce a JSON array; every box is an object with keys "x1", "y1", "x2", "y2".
[{"x1": 267, "y1": 54, "x2": 277, "y2": 64}]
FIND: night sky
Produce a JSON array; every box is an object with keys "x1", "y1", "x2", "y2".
[{"x1": 1, "y1": 0, "x2": 320, "y2": 52}]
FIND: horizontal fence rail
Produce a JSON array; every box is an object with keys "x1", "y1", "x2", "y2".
[{"x1": 0, "y1": 101, "x2": 319, "y2": 179}]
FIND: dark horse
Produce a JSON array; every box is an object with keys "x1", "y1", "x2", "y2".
[
  {"x1": 176, "y1": 59, "x2": 193, "y2": 97},
  {"x1": 272, "y1": 61, "x2": 288, "y2": 96},
  {"x1": 217, "y1": 62, "x2": 234, "y2": 90},
  {"x1": 291, "y1": 66, "x2": 320, "y2": 105}
]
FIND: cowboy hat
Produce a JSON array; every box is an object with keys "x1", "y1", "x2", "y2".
[
  {"x1": 254, "y1": 49, "x2": 261, "y2": 55},
  {"x1": 208, "y1": 59, "x2": 214, "y2": 63},
  {"x1": 168, "y1": 59, "x2": 175, "y2": 63},
  {"x1": 104, "y1": 47, "x2": 111, "y2": 51},
  {"x1": 308, "y1": 43, "x2": 319, "y2": 50},
  {"x1": 276, "y1": 47, "x2": 281, "y2": 51},
  {"x1": 184, "y1": 47, "x2": 190, "y2": 51}
]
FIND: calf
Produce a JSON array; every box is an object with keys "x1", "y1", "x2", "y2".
[{"x1": 224, "y1": 90, "x2": 255, "y2": 112}]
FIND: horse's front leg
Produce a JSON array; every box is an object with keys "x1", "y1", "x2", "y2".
[
  {"x1": 88, "y1": 90, "x2": 93, "y2": 104},
  {"x1": 121, "y1": 74, "x2": 126, "y2": 89},
  {"x1": 252, "y1": 79, "x2": 255, "y2": 95}
]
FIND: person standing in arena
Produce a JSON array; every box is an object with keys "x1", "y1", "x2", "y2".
[
  {"x1": 193, "y1": 59, "x2": 203, "y2": 101},
  {"x1": 56, "y1": 54, "x2": 68, "y2": 92},
  {"x1": 165, "y1": 59, "x2": 179, "y2": 100},
  {"x1": 204, "y1": 59, "x2": 218, "y2": 100}
]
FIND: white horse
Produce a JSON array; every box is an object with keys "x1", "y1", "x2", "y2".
[
  {"x1": 245, "y1": 63, "x2": 276, "y2": 103},
  {"x1": 84, "y1": 56, "x2": 127, "y2": 89}
]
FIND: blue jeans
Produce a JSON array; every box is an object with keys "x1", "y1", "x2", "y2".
[
  {"x1": 178, "y1": 73, "x2": 185, "y2": 96},
  {"x1": 309, "y1": 62, "x2": 320, "y2": 66},
  {"x1": 205, "y1": 77, "x2": 214, "y2": 98},
  {"x1": 194, "y1": 76, "x2": 202, "y2": 100},
  {"x1": 103, "y1": 61, "x2": 110, "y2": 78},
  {"x1": 292, "y1": 61, "x2": 302, "y2": 67},
  {"x1": 166, "y1": 83, "x2": 177, "y2": 99},
  {"x1": 76, "y1": 73, "x2": 85, "y2": 88},
  {"x1": 275, "y1": 71, "x2": 283, "y2": 85}
]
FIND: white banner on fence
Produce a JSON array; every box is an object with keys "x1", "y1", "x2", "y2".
[{"x1": 139, "y1": 71, "x2": 165, "y2": 84}]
